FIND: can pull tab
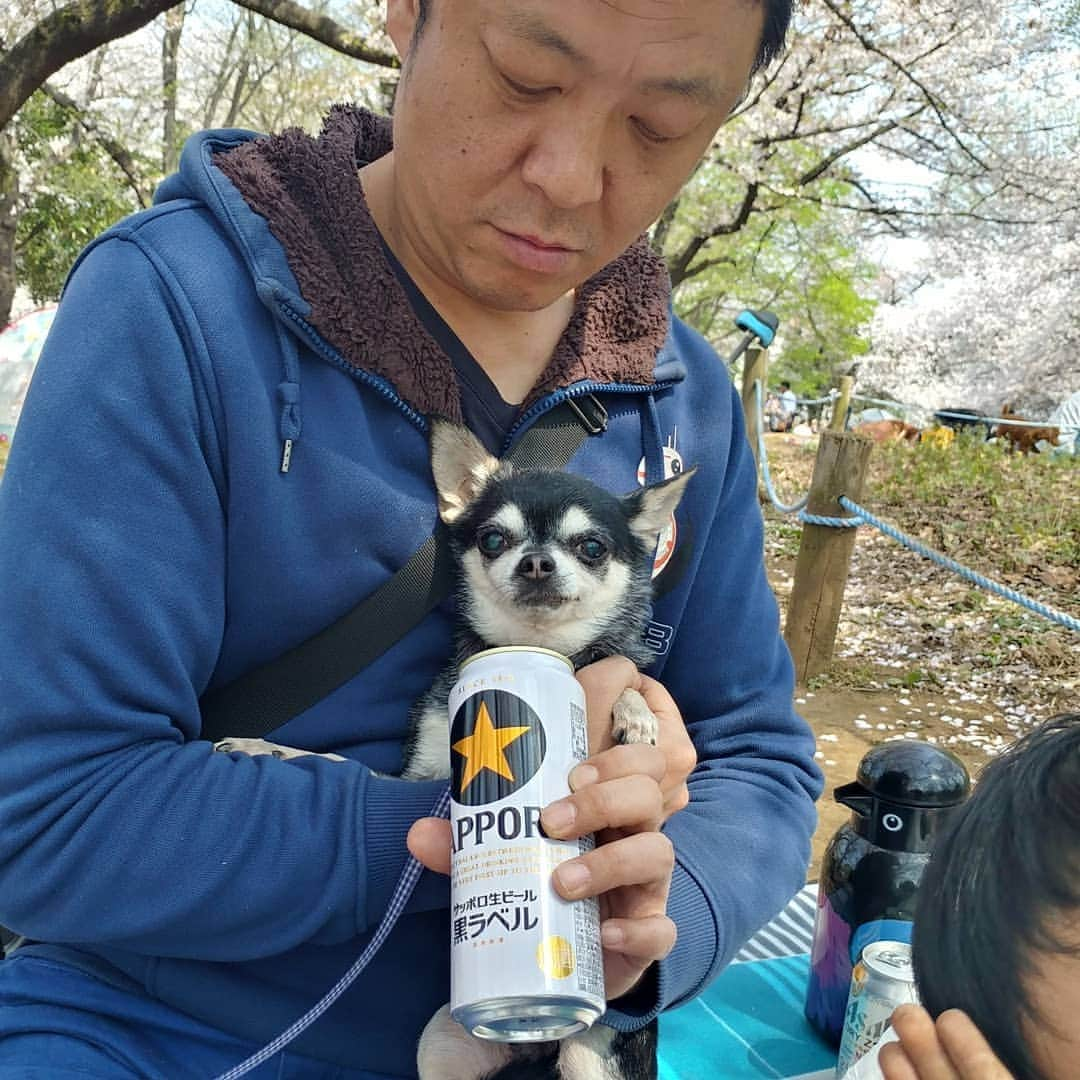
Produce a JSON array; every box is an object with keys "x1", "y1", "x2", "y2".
[{"x1": 834, "y1": 781, "x2": 873, "y2": 818}]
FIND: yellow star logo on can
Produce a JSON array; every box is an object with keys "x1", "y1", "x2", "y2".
[{"x1": 450, "y1": 690, "x2": 547, "y2": 805}]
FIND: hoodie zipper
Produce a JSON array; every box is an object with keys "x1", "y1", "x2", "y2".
[
  {"x1": 502, "y1": 380, "x2": 675, "y2": 455},
  {"x1": 277, "y1": 301, "x2": 673, "y2": 450},
  {"x1": 276, "y1": 303, "x2": 429, "y2": 432}
]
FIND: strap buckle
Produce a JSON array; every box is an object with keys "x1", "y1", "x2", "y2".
[{"x1": 566, "y1": 394, "x2": 608, "y2": 435}]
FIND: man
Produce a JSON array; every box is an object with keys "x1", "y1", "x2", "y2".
[
  {"x1": 778, "y1": 381, "x2": 798, "y2": 430},
  {"x1": 0, "y1": 1, "x2": 821, "y2": 1075}
]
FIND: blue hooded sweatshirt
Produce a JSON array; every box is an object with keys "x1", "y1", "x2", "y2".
[{"x1": 0, "y1": 107, "x2": 821, "y2": 1076}]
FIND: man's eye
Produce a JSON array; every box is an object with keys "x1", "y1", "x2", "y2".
[
  {"x1": 501, "y1": 72, "x2": 553, "y2": 99},
  {"x1": 478, "y1": 530, "x2": 508, "y2": 556},
  {"x1": 632, "y1": 118, "x2": 676, "y2": 145},
  {"x1": 577, "y1": 538, "x2": 607, "y2": 562}
]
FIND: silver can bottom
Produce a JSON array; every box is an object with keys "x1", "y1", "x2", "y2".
[{"x1": 453, "y1": 995, "x2": 604, "y2": 1043}]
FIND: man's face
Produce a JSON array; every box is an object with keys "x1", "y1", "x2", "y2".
[{"x1": 384, "y1": 0, "x2": 764, "y2": 312}]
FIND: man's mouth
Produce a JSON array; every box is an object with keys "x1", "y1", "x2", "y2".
[{"x1": 494, "y1": 227, "x2": 582, "y2": 274}]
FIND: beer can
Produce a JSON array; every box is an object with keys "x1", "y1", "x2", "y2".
[
  {"x1": 835, "y1": 940, "x2": 919, "y2": 1078},
  {"x1": 447, "y1": 646, "x2": 605, "y2": 1042}
]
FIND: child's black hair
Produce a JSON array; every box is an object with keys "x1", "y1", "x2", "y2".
[{"x1": 913, "y1": 713, "x2": 1080, "y2": 1080}]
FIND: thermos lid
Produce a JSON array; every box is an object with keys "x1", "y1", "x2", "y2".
[{"x1": 855, "y1": 740, "x2": 970, "y2": 808}]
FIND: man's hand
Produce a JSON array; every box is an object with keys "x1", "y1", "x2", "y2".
[
  {"x1": 407, "y1": 656, "x2": 695, "y2": 1002},
  {"x1": 576, "y1": 656, "x2": 696, "y2": 821},
  {"x1": 880, "y1": 1005, "x2": 1015, "y2": 1080}
]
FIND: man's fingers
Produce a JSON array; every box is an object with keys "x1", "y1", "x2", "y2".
[
  {"x1": 544, "y1": 771, "x2": 664, "y2": 839},
  {"x1": 601, "y1": 914, "x2": 677, "y2": 964},
  {"x1": 570, "y1": 742, "x2": 667, "y2": 791},
  {"x1": 551, "y1": 831, "x2": 673, "y2": 905},
  {"x1": 406, "y1": 816, "x2": 452, "y2": 875},
  {"x1": 936, "y1": 1009, "x2": 1015, "y2": 1078}
]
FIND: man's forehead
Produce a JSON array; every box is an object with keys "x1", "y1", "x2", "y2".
[{"x1": 494, "y1": 0, "x2": 760, "y2": 103}]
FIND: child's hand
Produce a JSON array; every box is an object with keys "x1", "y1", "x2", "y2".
[{"x1": 880, "y1": 1004, "x2": 1015, "y2": 1079}]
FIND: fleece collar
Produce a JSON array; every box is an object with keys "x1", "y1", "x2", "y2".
[{"x1": 215, "y1": 105, "x2": 671, "y2": 421}]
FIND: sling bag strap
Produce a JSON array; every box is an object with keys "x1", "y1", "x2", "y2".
[{"x1": 198, "y1": 396, "x2": 608, "y2": 742}]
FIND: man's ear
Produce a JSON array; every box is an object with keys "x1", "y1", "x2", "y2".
[
  {"x1": 429, "y1": 420, "x2": 504, "y2": 523},
  {"x1": 623, "y1": 468, "x2": 696, "y2": 544},
  {"x1": 386, "y1": 0, "x2": 423, "y2": 63}
]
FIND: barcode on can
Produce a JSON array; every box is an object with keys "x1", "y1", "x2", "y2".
[{"x1": 569, "y1": 701, "x2": 587, "y2": 762}]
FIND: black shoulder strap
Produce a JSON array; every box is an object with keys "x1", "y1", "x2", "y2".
[{"x1": 198, "y1": 398, "x2": 606, "y2": 742}]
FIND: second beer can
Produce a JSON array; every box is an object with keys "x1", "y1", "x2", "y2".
[
  {"x1": 447, "y1": 646, "x2": 606, "y2": 1042},
  {"x1": 835, "y1": 940, "x2": 919, "y2": 1078}
]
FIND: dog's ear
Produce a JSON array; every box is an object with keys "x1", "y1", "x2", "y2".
[
  {"x1": 429, "y1": 420, "x2": 504, "y2": 523},
  {"x1": 623, "y1": 467, "x2": 696, "y2": 544}
]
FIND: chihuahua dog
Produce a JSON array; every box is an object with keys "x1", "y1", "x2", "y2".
[{"x1": 217, "y1": 421, "x2": 694, "y2": 1080}]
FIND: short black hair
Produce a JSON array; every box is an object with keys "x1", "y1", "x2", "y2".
[
  {"x1": 912, "y1": 714, "x2": 1080, "y2": 1080},
  {"x1": 413, "y1": 1, "x2": 793, "y2": 75},
  {"x1": 754, "y1": 0, "x2": 793, "y2": 73}
]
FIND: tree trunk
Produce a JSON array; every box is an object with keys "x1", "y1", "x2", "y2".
[
  {"x1": 161, "y1": 3, "x2": 185, "y2": 175},
  {"x1": 0, "y1": 131, "x2": 17, "y2": 328}
]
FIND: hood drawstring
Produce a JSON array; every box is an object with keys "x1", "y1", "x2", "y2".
[
  {"x1": 641, "y1": 393, "x2": 666, "y2": 486},
  {"x1": 637, "y1": 392, "x2": 668, "y2": 638},
  {"x1": 255, "y1": 279, "x2": 304, "y2": 474}
]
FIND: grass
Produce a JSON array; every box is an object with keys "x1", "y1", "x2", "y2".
[
  {"x1": 765, "y1": 429, "x2": 1079, "y2": 611},
  {"x1": 870, "y1": 431, "x2": 1080, "y2": 574}
]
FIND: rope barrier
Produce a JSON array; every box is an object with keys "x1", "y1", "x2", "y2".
[
  {"x1": 851, "y1": 394, "x2": 913, "y2": 413},
  {"x1": 753, "y1": 380, "x2": 810, "y2": 514},
  {"x1": 798, "y1": 496, "x2": 1080, "y2": 634},
  {"x1": 931, "y1": 409, "x2": 1057, "y2": 430}
]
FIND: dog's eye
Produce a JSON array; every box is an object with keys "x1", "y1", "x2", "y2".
[
  {"x1": 577, "y1": 537, "x2": 607, "y2": 562},
  {"x1": 477, "y1": 529, "x2": 508, "y2": 557}
]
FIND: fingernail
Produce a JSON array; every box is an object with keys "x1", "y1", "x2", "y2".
[
  {"x1": 555, "y1": 861, "x2": 590, "y2": 895},
  {"x1": 601, "y1": 924, "x2": 625, "y2": 948},
  {"x1": 569, "y1": 764, "x2": 598, "y2": 790},
  {"x1": 542, "y1": 799, "x2": 576, "y2": 834}
]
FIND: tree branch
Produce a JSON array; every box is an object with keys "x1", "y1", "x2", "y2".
[
  {"x1": 41, "y1": 82, "x2": 150, "y2": 206},
  {"x1": 229, "y1": 0, "x2": 398, "y2": 67},
  {"x1": 798, "y1": 108, "x2": 925, "y2": 187},
  {"x1": 0, "y1": 0, "x2": 179, "y2": 132},
  {"x1": 667, "y1": 181, "x2": 759, "y2": 286}
]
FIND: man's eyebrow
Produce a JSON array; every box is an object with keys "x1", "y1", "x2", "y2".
[
  {"x1": 503, "y1": 11, "x2": 587, "y2": 63},
  {"x1": 639, "y1": 74, "x2": 727, "y2": 109},
  {"x1": 499, "y1": 14, "x2": 727, "y2": 108}
]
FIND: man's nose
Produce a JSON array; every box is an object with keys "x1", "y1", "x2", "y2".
[
  {"x1": 516, "y1": 552, "x2": 557, "y2": 579},
  {"x1": 520, "y1": 113, "x2": 606, "y2": 210}
]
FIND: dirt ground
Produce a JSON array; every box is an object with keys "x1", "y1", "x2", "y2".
[
  {"x1": 757, "y1": 432, "x2": 1080, "y2": 879},
  {"x1": 796, "y1": 685, "x2": 991, "y2": 876}
]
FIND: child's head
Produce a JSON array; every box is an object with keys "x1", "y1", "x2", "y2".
[{"x1": 913, "y1": 713, "x2": 1080, "y2": 1080}]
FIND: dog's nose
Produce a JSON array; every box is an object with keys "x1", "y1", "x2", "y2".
[{"x1": 516, "y1": 552, "x2": 556, "y2": 579}]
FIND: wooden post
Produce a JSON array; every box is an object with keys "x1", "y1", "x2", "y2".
[
  {"x1": 830, "y1": 375, "x2": 854, "y2": 432},
  {"x1": 784, "y1": 429, "x2": 874, "y2": 684},
  {"x1": 740, "y1": 344, "x2": 768, "y2": 470}
]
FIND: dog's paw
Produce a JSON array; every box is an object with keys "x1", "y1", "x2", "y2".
[
  {"x1": 212, "y1": 737, "x2": 345, "y2": 762},
  {"x1": 611, "y1": 688, "x2": 658, "y2": 746}
]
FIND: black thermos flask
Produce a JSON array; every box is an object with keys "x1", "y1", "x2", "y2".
[{"x1": 804, "y1": 740, "x2": 971, "y2": 1045}]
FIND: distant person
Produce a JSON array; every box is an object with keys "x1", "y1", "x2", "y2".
[
  {"x1": 764, "y1": 381, "x2": 798, "y2": 432},
  {"x1": 880, "y1": 713, "x2": 1080, "y2": 1080},
  {"x1": 778, "y1": 381, "x2": 798, "y2": 425}
]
